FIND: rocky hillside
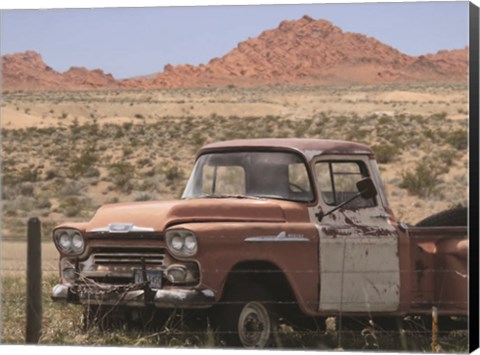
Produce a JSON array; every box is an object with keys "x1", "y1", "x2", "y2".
[
  {"x1": 2, "y1": 16, "x2": 468, "y2": 92},
  {"x1": 2, "y1": 51, "x2": 119, "y2": 92}
]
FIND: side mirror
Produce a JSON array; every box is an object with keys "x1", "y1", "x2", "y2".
[{"x1": 356, "y1": 177, "x2": 377, "y2": 200}]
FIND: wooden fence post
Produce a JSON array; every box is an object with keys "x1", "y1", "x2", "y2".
[
  {"x1": 26, "y1": 217, "x2": 42, "y2": 344},
  {"x1": 431, "y1": 306, "x2": 438, "y2": 352}
]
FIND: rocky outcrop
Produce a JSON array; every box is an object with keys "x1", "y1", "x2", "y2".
[
  {"x1": 123, "y1": 16, "x2": 468, "y2": 88},
  {"x1": 2, "y1": 51, "x2": 119, "y2": 92}
]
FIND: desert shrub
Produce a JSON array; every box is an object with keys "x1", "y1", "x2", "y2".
[
  {"x1": 114, "y1": 127, "x2": 125, "y2": 139},
  {"x1": 108, "y1": 162, "x2": 134, "y2": 192},
  {"x1": 136, "y1": 158, "x2": 151, "y2": 168},
  {"x1": 137, "y1": 174, "x2": 164, "y2": 192},
  {"x1": 377, "y1": 115, "x2": 393, "y2": 126},
  {"x1": 346, "y1": 127, "x2": 371, "y2": 143},
  {"x1": 445, "y1": 129, "x2": 468, "y2": 150},
  {"x1": 68, "y1": 145, "x2": 99, "y2": 178},
  {"x1": 41, "y1": 220, "x2": 58, "y2": 240},
  {"x1": 44, "y1": 169, "x2": 59, "y2": 181},
  {"x1": 430, "y1": 112, "x2": 448, "y2": 121},
  {"x1": 133, "y1": 193, "x2": 157, "y2": 202},
  {"x1": 59, "y1": 196, "x2": 88, "y2": 217},
  {"x1": 105, "y1": 196, "x2": 120, "y2": 204},
  {"x1": 192, "y1": 132, "x2": 206, "y2": 147},
  {"x1": 84, "y1": 167, "x2": 101, "y2": 178},
  {"x1": 15, "y1": 196, "x2": 35, "y2": 212},
  {"x1": 122, "y1": 147, "x2": 133, "y2": 157},
  {"x1": 431, "y1": 149, "x2": 460, "y2": 167},
  {"x1": 399, "y1": 160, "x2": 446, "y2": 197},
  {"x1": 2, "y1": 185, "x2": 17, "y2": 200},
  {"x1": 19, "y1": 182, "x2": 35, "y2": 197},
  {"x1": 166, "y1": 166, "x2": 183, "y2": 181},
  {"x1": 35, "y1": 196, "x2": 52, "y2": 209},
  {"x1": 59, "y1": 180, "x2": 85, "y2": 196},
  {"x1": 16, "y1": 167, "x2": 41, "y2": 183},
  {"x1": 123, "y1": 122, "x2": 133, "y2": 130},
  {"x1": 372, "y1": 144, "x2": 400, "y2": 164}
]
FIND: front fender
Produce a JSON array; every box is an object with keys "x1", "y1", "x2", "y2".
[{"x1": 174, "y1": 222, "x2": 320, "y2": 316}]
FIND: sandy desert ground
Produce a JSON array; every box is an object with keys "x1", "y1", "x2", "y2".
[{"x1": 1, "y1": 84, "x2": 468, "y2": 244}]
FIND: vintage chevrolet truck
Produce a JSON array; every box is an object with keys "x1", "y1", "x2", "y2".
[{"x1": 51, "y1": 139, "x2": 468, "y2": 348}]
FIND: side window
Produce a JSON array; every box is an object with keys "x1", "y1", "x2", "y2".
[
  {"x1": 315, "y1": 161, "x2": 376, "y2": 208},
  {"x1": 202, "y1": 165, "x2": 246, "y2": 195}
]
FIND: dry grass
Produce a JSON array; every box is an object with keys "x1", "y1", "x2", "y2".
[{"x1": 1, "y1": 273, "x2": 468, "y2": 350}]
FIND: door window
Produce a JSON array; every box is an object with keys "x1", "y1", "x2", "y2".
[{"x1": 315, "y1": 161, "x2": 376, "y2": 208}]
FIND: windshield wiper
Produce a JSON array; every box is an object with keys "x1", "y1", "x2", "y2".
[
  {"x1": 254, "y1": 194, "x2": 312, "y2": 202},
  {"x1": 253, "y1": 194, "x2": 290, "y2": 201}
]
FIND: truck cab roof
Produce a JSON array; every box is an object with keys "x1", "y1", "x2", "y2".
[{"x1": 198, "y1": 138, "x2": 374, "y2": 158}]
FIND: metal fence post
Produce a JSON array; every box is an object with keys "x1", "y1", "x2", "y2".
[{"x1": 26, "y1": 217, "x2": 42, "y2": 344}]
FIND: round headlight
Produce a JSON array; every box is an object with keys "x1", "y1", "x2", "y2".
[
  {"x1": 166, "y1": 265, "x2": 187, "y2": 283},
  {"x1": 59, "y1": 232, "x2": 72, "y2": 251},
  {"x1": 72, "y1": 233, "x2": 84, "y2": 252},
  {"x1": 171, "y1": 234, "x2": 184, "y2": 250},
  {"x1": 63, "y1": 268, "x2": 77, "y2": 281},
  {"x1": 184, "y1": 235, "x2": 197, "y2": 251},
  {"x1": 54, "y1": 229, "x2": 85, "y2": 255},
  {"x1": 166, "y1": 230, "x2": 198, "y2": 257}
]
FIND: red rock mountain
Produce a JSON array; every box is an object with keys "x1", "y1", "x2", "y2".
[
  {"x1": 2, "y1": 17, "x2": 468, "y2": 92},
  {"x1": 2, "y1": 51, "x2": 118, "y2": 92}
]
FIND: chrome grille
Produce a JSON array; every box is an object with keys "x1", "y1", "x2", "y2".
[{"x1": 92, "y1": 248, "x2": 166, "y2": 267}]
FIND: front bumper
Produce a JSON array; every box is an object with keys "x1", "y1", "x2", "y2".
[{"x1": 52, "y1": 283, "x2": 215, "y2": 309}]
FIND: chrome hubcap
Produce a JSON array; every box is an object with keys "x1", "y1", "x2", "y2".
[{"x1": 238, "y1": 302, "x2": 271, "y2": 348}]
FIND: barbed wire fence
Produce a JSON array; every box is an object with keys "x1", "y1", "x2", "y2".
[{"x1": 0, "y1": 217, "x2": 469, "y2": 350}]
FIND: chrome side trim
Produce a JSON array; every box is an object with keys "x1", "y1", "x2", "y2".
[{"x1": 244, "y1": 231, "x2": 310, "y2": 243}]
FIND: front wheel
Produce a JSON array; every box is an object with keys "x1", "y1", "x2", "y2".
[
  {"x1": 212, "y1": 285, "x2": 278, "y2": 348},
  {"x1": 237, "y1": 301, "x2": 275, "y2": 348}
]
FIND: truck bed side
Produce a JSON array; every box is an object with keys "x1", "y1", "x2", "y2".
[{"x1": 406, "y1": 226, "x2": 468, "y2": 315}]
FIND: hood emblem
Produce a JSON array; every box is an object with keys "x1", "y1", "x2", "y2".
[{"x1": 91, "y1": 223, "x2": 155, "y2": 234}]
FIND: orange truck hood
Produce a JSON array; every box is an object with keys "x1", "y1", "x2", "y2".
[{"x1": 82, "y1": 198, "x2": 305, "y2": 233}]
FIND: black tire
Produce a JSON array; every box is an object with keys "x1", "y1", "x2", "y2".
[
  {"x1": 415, "y1": 207, "x2": 467, "y2": 227},
  {"x1": 212, "y1": 284, "x2": 278, "y2": 348}
]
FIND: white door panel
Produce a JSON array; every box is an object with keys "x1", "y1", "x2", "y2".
[
  {"x1": 318, "y1": 226, "x2": 400, "y2": 312},
  {"x1": 310, "y1": 156, "x2": 400, "y2": 313}
]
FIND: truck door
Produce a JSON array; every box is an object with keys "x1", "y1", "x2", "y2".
[{"x1": 309, "y1": 156, "x2": 400, "y2": 313}]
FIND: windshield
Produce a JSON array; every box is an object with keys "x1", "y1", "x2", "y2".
[{"x1": 182, "y1": 151, "x2": 314, "y2": 202}]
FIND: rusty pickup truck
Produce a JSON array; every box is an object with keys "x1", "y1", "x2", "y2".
[{"x1": 51, "y1": 139, "x2": 468, "y2": 348}]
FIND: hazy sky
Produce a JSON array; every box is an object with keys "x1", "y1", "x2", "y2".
[{"x1": 0, "y1": 2, "x2": 470, "y2": 79}]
